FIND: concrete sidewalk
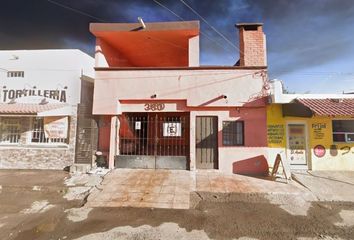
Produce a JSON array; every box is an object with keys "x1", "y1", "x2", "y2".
[
  {"x1": 87, "y1": 169, "x2": 192, "y2": 209},
  {"x1": 292, "y1": 171, "x2": 354, "y2": 202},
  {"x1": 86, "y1": 169, "x2": 312, "y2": 210}
]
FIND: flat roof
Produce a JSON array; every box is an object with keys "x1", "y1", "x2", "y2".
[
  {"x1": 90, "y1": 20, "x2": 199, "y2": 33},
  {"x1": 94, "y1": 66, "x2": 267, "y2": 71}
]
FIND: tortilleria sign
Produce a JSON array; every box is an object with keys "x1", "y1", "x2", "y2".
[{"x1": 2, "y1": 89, "x2": 67, "y2": 103}]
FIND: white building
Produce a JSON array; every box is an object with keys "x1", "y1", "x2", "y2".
[{"x1": 0, "y1": 49, "x2": 96, "y2": 169}]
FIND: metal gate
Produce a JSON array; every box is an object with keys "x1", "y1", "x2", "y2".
[
  {"x1": 75, "y1": 104, "x2": 98, "y2": 165},
  {"x1": 196, "y1": 116, "x2": 218, "y2": 169},
  {"x1": 115, "y1": 112, "x2": 189, "y2": 169}
]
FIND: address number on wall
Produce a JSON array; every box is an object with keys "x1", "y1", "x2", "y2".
[{"x1": 144, "y1": 103, "x2": 165, "y2": 111}]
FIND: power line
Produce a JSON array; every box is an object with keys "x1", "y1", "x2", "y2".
[
  {"x1": 47, "y1": 0, "x2": 106, "y2": 22},
  {"x1": 47, "y1": 0, "x2": 236, "y2": 60},
  {"x1": 153, "y1": 0, "x2": 184, "y2": 21},
  {"x1": 47, "y1": 0, "x2": 189, "y2": 50},
  {"x1": 179, "y1": 0, "x2": 242, "y2": 53},
  {"x1": 152, "y1": 0, "x2": 235, "y2": 53}
]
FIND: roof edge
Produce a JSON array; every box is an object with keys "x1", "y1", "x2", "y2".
[
  {"x1": 90, "y1": 20, "x2": 200, "y2": 34},
  {"x1": 94, "y1": 66, "x2": 267, "y2": 71}
]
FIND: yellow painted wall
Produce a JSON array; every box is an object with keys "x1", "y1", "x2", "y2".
[{"x1": 267, "y1": 104, "x2": 354, "y2": 170}]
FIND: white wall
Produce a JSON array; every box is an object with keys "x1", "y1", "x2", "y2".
[
  {"x1": 0, "y1": 49, "x2": 94, "y2": 105},
  {"x1": 93, "y1": 69, "x2": 266, "y2": 115}
]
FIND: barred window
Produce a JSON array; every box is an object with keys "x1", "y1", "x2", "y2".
[
  {"x1": 222, "y1": 121, "x2": 244, "y2": 146},
  {"x1": 333, "y1": 120, "x2": 354, "y2": 143},
  {"x1": 7, "y1": 71, "x2": 24, "y2": 78},
  {"x1": 31, "y1": 117, "x2": 68, "y2": 144},
  {"x1": 0, "y1": 117, "x2": 21, "y2": 144}
]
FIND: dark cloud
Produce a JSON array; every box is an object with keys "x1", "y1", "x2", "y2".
[{"x1": 1, "y1": 0, "x2": 354, "y2": 79}]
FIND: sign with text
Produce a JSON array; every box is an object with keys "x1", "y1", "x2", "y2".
[
  {"x1": 144, "y1": 103, "x2": 165, "y2": 111},
  {"x1": 267, "y1": 124, "x2": 285, "y2": 144},
  {"x1": 163, "y1": 122, "x2": 181, "y2": 137},
  {"x1": 312, "y1": 123, "x2": 326, "y2": 140},
  {"x1": 44, "y1": 117, "x2": 68, "y2": 139},
  {"x1": 2, "y1": 88, "x2": 67, "y2": 103}
]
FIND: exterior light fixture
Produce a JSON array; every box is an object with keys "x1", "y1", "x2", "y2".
[
  {"x1": 151, "y1": 94, "x2": 157, "y2": 99},
  {"x1": 8, "y1": 99, "x2": 16, "y2": 104},
  {"x1": 138, "y1": 17, "x2": 146, "y2": 29},
  {"x1": 40, "y1": 98, "x2": 49, "y2": 105}
]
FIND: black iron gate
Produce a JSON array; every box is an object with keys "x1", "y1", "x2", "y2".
[
  {"x1": 115, "y1": 112, "x2": 189, "y2": 169},
  {"x1": 75, "y1": 104, "x2": 98, "y2": 165}
]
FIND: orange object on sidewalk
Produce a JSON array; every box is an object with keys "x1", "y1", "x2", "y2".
[{"x1": 232, "y1": 155, "x2": 269, "y2": 176}]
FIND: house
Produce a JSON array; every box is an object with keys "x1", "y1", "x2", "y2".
[
  {"x1": 0, "y1": 49, "x2": 97, "y2": 170},
  {"x1": 90, "y1": 20, "x2": 270, "y2": 174},
  {"x1": 268, "y1": 80, "x2": 354, "y2": 170}
]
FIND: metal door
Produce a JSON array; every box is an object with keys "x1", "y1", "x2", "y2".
[
  {"x1": 116, "y1": 112, "x2": 189, "y2": 169},
  {"x1": 75, "y1": 105, "x2": 98, "y2": 165},
  {"x1": 196, "y1": 116, "x2": 218, "y2": 169},
  {"x1": 287, "y1": 123, "x2": 308, "y2": 165}
]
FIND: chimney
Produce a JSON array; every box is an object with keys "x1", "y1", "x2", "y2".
[{"x1": 236, "y1": 23, "x2": 267, "y2": 67}]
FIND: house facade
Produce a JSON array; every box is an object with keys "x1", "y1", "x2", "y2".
[
  {"x1": 91, "y1": 21, "x2": 270, "y2": 174},
  {"x1": 0, "y1": 49, "x2": 96, "y2": 170},
  {"x1": 267, "y1": 80, "x2": 354, "y2": 170}
]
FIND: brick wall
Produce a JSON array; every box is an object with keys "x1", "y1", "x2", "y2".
[
  {"x1": 0, "y1": 112, "x2": 77, "y2": 170},
  {"x1": 238, "y1": 24, "x2": 267, "y2": 67}
]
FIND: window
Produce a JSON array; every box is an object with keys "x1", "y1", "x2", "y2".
[
  {"x1": 332, "y1": 120, "x2": 354, "y2": 142},
  {"x1": 31, "y1": 118, "x2": 68, "y2": 144},
  {"x1": 0, "y1": 117, "x2": 21, "y2": 144},
  {"x1": 7, "y1": 71, "x2": 24, "y2": 78},
  {"x1": 222, "y1": 121, "x2": 244, "y2": 146}
]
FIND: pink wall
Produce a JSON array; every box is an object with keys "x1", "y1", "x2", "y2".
[{"x1": 229, "y1": 107, "x2": 267, "y2": 147}]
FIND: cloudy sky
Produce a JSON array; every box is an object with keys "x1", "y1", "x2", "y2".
[{"x1": 1, "y1": 0, "x2": 354, "y2": 93}]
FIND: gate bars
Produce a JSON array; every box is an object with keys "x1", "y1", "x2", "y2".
[{"x1": 119, "y1": 114, "x2": 188, "y2": 157}]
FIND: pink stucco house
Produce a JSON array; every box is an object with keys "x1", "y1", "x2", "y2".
[{"x1": 90, "y1": 20, "x2": 269, "y2": 174}]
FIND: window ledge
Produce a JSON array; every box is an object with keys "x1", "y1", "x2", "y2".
[{"x1": 0, "y1": 144, "x2": 69, "y2": 149}]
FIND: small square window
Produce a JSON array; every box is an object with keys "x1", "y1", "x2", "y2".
[
  {"x1": 222, "y1": 121, "x2": 244, "y2": 146},
  {"x1": 7, "y1": 71, "x2": 24, "y2": 78}
]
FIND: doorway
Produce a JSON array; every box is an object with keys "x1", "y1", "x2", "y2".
[
  {"x1": 195, "y1": 116, "x2": 218, "y2": 169},
  {"x1": 286, "y1": 123, "x2": 308, "y2": 166}
]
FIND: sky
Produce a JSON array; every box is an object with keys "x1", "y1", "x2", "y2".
[{"x1": 1, "y1": 0, "x2": 354, "y2": 94}]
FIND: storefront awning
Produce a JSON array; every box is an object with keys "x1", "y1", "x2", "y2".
[
  {"x1": 0, "y1": 103, "x2": 73, "y2": 116},
  {"x1": 295, "y1": 98, "x2": 354, "y2": 117}
]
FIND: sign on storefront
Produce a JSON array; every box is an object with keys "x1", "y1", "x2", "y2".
[
  {"x1": 163, "y1": 122, "x2": 181, "y2": 137},
  {"x1": 44, "y1": 117, "x2": 68, "y2": 138},
  {"x1": 135, "y1": 121, "x2": 141, "y2": 130},
  {"x1": 2, "y1": 88, "x2": 67, "y2": 103}
]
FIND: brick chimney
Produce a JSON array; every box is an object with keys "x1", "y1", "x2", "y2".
[{"x1": 236, "y1": 23, "x2": 267, "y2": 67}]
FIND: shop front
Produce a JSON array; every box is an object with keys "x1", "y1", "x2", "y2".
[
  {"x1": 0, "y1": 49, "x2": 95, "y2": 169},
  {"x1": 267, "y1": 98, "x2": 354, "y2": 171}
]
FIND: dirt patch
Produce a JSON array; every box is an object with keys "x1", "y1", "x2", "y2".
[
  {"x1": 20, "y1": 200, "x2": 54, "y2": 214},
  {"x1": 11, "y1": 200, "x2": 354, "y2": 240}
]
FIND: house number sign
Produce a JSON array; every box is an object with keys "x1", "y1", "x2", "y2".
[{"x1": 144, "y1": 103, "x2": 165, "y2": 111}]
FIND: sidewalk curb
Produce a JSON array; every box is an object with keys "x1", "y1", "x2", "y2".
[{"x1": 190, "y1": 191, "x2": 316, "y2": 208}]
